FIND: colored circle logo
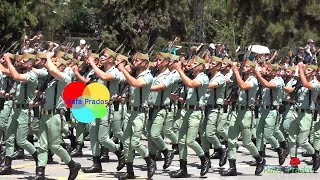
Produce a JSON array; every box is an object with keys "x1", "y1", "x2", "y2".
[{"x1": 63, "y1": 82, "x2": 110, "y2": 123}]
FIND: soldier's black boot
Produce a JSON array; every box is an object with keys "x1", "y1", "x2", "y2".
[
  {"x1": 312, "y1": 150, "x2": 320, "y2": 172},
  {"x1": 252, "y1": 138, "x2": 257, "y2": 146},
  {"x1": 47, "y1": 149, "x2": 54, "y2": 164},
  {"x1": 67, "y1": 159, "x2": 81, "y2": 180},
  {"x1": 162, "y1": 149, "x2": 174, "y2": 169},
  {"x1": 12, "y1": 144, "x2": 24, "y2": 160},
  {"x1": 144, "y1": 156, "x2": 156, "y2": 178},
  {"x1": 218, "y1": 148, "x2": 227, "y2": 167},
  {"x1": 70, "y1": 143, "x2": 83, "y2": 157},
  {"x1": 276, "y1": 147, "x2": 286, "y2": 165},
  {"x1": 172, "y1": 144, "x2": 179, "y2": 155},
  {"x1": 114, "y1": 150, "x2": 125, "y2": 171},
  {"x1": 0, "y1": 150, "x2": 5, "y2": 165},
  {"x1": 82, "y1": 156, "x2": 102, "y2": 173},
  {"x1": 156, "y1": 150, "x2": 162, "y2": 160},
  {"x1": 210, "y1": 148, "x2": 220, "y2": 159},
  {"x1": 205, "y1": 152, "x2": 211, "y2": 168},
  {"x1": 119, "y1": 162, "x2": 135, "y2": 179},
  {"x1": 199, "y1": 155, "x2": 210, "y2": 176},
  {"x1": 279, "y1": 140, "x2": 289, "y2": 157},
  {"x1": 254, "y1": 156, "x2": 266, "y2": 175},
  {"x1": 171, "y1": 159, "x2": 188, "y2": 178},
  {"x1": 221, "y1": 159, "x2": 237, "y2": 176},
  {"x1": 0, "y1": 156, "x2": 12, "y2": 175},
  {"x1": 100, "y1": 146, "x2": 110, "y2": 162},
  {"x1": 34, "y1": 166, "x2": 45, "y2": 180},
  {"x1": 68, "y1": 134, "x2": 77, "y2": 152}
]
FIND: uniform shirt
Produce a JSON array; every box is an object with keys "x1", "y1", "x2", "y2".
[
  {"x1": 206, "y1": 71, "x2": 226, "y2": 105},
  {"x1": 64, "y1": 66, "x2": 74, "y2": 78},
  {"x1": 185, "y1": 72, "x2": 209, "y2": 106},
  {"x1": 237, "y1": 75, "x2": 258, "y2": 106},
  {"x1": 283, "y1": 77, "x2": 297, "y2": 101},
  {"x1": 97, "y1": 66, "x2": 121, "y2": 98},
  {"x1": 294, "y1": 79, "x2": 320, "y2": 110},
  {"x1": 223, "y1": 70, "x2": 235, "y2": 100},
  {"x1": 148, "y1": 69, "x2": 172, "y2": 106},
  {"x1": 43, "y1": 73, "x2": 71, "y2": 110},
  {"x1": 168, "y1": 70, "x2": 182, "y2": 94},
  {"x1": 33, "y1": 68, "x2": 49, "y2": 89},
  {"x1": 260, "y1": 76, "x2": 284, "y2": 106},
  {"x1": 15, "y1": 71, "x2": 38, "y2": 104},
  {"x1": 128, "y1": 69, "x2": 153, "y2": 107}
]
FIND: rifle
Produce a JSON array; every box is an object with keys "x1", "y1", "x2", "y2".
[
  {"x1": 0, "y1": 41, "x2": 18, "y2": 57},
  {"x1": 34, "y1": 75, "x2": 55, "y2": 105},
  {"x1": 97, "y1": 41, "x2": 104, "y2": 54},
  {"x1": 115, "y1": 39, "x2": 128, "y2": 53}
]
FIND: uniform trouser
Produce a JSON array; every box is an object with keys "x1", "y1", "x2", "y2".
[
  {"x1": 123, "y1": 111, "x2": 148, "y2": 162},
  {"x1": 75, "y1": 122, "x2": 86, "y2": 144},
  {"x1": 313, "y1": 117, "x2": 320, "y2": 151},
  {"x1": 172, "y1": 109, "x2": 182, "y2": 138},
  {"x1": 228, "y1": 110, "x2": 259, "y2": 159},
  {"x1": 147, "y1": 109, "x2": 168, "y2": 155},
  {"x1": 5, "y1": 108, "x2": 36, "y2": 157},
  {"x1": 163, "y1": 109, "x2": 178, "y2": 144},
  {"x1": 89, "y1": 117, "x2": 119, "y2": 156},
  {"x1": 273, "y1": 115, "x2": 285, "y2": 143},
  {"x1": 0, "y1": 101, "x2": 13, "y2": 138},
  {"x1": 282, "y1": 106, "x2": 296, "y2": 135},
  {"x1": 288, "y1": 112, "x2": 315, "y2": 157},
  {"x1": 38, "y1": 113, "x2": 71, "y2": 166},
  {"x1": 256, "y1": 109, "x2": 280, "y2": 151},
  {"x1": 178, "y1": 109, "x2": 204, "y2": 161},
  {"x1": 110, "y1": 104, "x2": 126, "y2": 142},
  {"x1": 201, "y1": 108, "x2": 224, "y2": 153}
]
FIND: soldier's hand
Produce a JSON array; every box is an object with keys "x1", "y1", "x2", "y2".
[
  {"x1": 231, "y1": 62, "x2": 238, "y2": 72},
  {"x1": 88, "y1": 57, "x2": 95, "y2": 65},
  {"x1": 72, "y1": 65, "x2": 79, "y2": 72},
  {"x1": 298, "y1": 62, "x2": 305, "y2": 69},
  {"x1": 0, "y1": 90, "x2": 4, "y2": 97},
  {"x1": 117, "y1": 62, "x2": 126, "y2": 72}
]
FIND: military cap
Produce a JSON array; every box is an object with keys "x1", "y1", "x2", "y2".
[
  {"x1": 57, "y1": 58, "x2": 68, "y2": 66},
  {"x1": 72, "y1": 58, "x2": 80, "y2": 65},
  {"x1": 211, "y1": 56, "x2": 222, "y2": 63},
  {"x1": 104, "y1": 48, "x2": 117, "y2": 58},
  {"x1": 245, "y1": 59, "x2": 256, "y2": 67},
  {"x1": 223, "y1": 57, "x2": 233, "y2": 65},
  {"x1": 22, "y1": 52, "x2": 36, "y2": 60},
  {"x1": 194, "y1": 56, "x2": 206, "y2": 65},
  {"x1": 170, "y1": 54, "x2": 180, "y2": 61},
  {"x1": 298, "y1": 47, "x2": 304, "y2": 50},
  {"x1": 37, "y1": 52, "x2": 47, "y2": 59},
  {"x1": 90, "y1": 53, "x2": 99, "y2": 59},
  {"x1": 158, "y1": 52, "x2": 171, "y2": 59},
  {"x1": 64, "y1": 54, "x2": 74, "y2": 60},
  {"x1": 287, "y1": 66, "x2": 296, "y2": 71},
  {"x1": 7, "y1": 53, "x2": 15, "y2": 60},
  {"x1": 56, "y1": 51, "x2": 64, "y2": 58},
  {"x1": 269, "y1": 63, "x2": 281, "y2": 71},
  {"x1": 135, "y1": 52, "x2": 149, "y2": 61},
  {"x1": 116, "y1": 54, "x2": 132, "y2": 66},
  {"x1": 307, "y1": 64, "x2": 318, "y2": 71}
]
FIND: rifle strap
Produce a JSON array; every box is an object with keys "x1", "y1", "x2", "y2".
[
  {"x1": 246, "y1": 90, "x2": 249, "y2": 107},
  {"x1": 53, "y1": 80, "x2": 58, "y2": 111},
  {"x1": 196, "y1": 87, "x2": 200, "y2": 105},
  {"x1": 309, "y1": 89, "x2": 312, "y2": 108},
  {"x1": 214, "y1": 88, "x2": 217, "y2": 105},
  {"x1": 140, "y1": 87, "x2": 143, "y2": 108},
  {"x1": 24, "y1": 83, "x2": 27, "y2": 103},
  {"x1": 270, "y1": 88, "x2": 273, "y2": 106}
]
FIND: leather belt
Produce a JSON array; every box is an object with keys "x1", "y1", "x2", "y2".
[
  {"x1": 295, "y1": 108, "x2": 313, "y2": 113},
  {"x1": 42, "y1": 109, "x2": 61, "y2": 115},
  {"x1": 14, "y1": 104, "x2": 29, "y2": 109},
  {"x1": 149, "y1": 105, "x2": 169, "y2": 110},
  {"x1": 5, "y1": 97, "x2": 14, "y2": 101},
  {"x1": 206, "y1": 104, "x2": 223, "y2": 109},
  {"x1": 260, "y1": 105, "x2": 279, "y2": 110},
  {"x1": 184, "y1": 104, "x2": 203, "y2": 110},
  {"x1": 236, "y1": 105, "x2": 254, "y2": 111},
  {"x1": 128, "y1": 105, "x2": 144, "y2": 112}
]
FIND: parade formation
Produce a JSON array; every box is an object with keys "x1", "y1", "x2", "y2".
[{"x1": 0, "y1": 34, "x2": 320, "y2": 180}]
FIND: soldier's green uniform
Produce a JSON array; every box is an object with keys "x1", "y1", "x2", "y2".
[
  {"x1": 282, "y1": 77, "x2": 298, "y2": 135},
  {"x1": 36, "y1": 70, "x2": 81, "y2": 179},
  {"x1": 0, "y1": 76, "x2": 15, "y2": 137},
  {"x1": 313, "y1": 101, "x2": 320, "y2": 153},
  {"x1": 227, "y1": 75, "x2": 260, "y2": 159},
  {"x1": 147, "y1": 68, "x2": 173, "y2": 168},
  {"x1": 201, "y1": 71, "x2": 226, "y2": 155},
  {"x1": 123, "y1": 69, "x2": 153, "y2": 162},
  {"x1": 0, "y1": 70, "x2": 38, "y2": 175},
  {"x1": 256, "y1": 76, "x2": 286, "y2": 164},
  {"x1": 288, "y1": 79, "x2": 320, "y2": 158}
]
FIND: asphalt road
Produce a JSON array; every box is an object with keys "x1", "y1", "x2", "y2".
[{"x1": 3, "y1": 138, "x2": 320, "y2": 180}]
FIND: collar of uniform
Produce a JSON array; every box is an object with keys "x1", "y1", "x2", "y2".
[
  {"x1": 194, "y1": 72, "x2": 205, "y2": 80},
  {"x1": 210, "y1": 71, "x2": 222, "y2": 82},
  {"x1": 155, "y1": 68, "x2": 170, "y2": 78},
  {"x1": 137, "y1": 69, "x2": 151, "y2": 78},
  {"x1": 106, "y1": 66, "x2": 115, "y2": 73}
]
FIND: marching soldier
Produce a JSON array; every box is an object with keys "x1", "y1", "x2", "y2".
[
  {"x1": 170, "y1": 56, "x2": 210, "y2": 178},
  {"x1": 286, "y1": 62, "x2": 320, "y2": 172},
  {"x1": 82, "y1": 49, "x2": 125, "y2": 173},
  {"x1": 253, "y1": 63, "x2": 287, "y2": 165},
  {"x1": 34, "y1": 53, "x2": 81, "y2": 180},
  {"x1": 147, "y1": 52, "x2": 174, "y2": 170},
  {"x1": 221, "y1": 60, "x2": 266, "y2": 176},
  {"x1": 0, "y1": 52, "x2": 39, "y2": 175},
  {"x1": 200, "y1": 56, "x2": 228, "y2": 167},
  {"x1": 117, "y1": 53, "x2": 156, "y2": 179}
]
